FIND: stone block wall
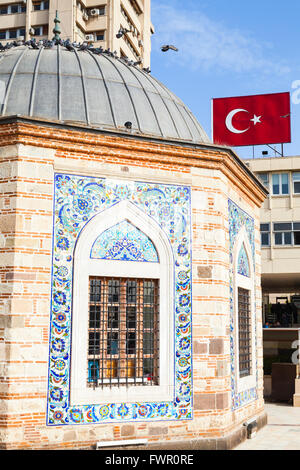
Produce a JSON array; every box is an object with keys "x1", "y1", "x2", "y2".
[{"x1": 0, "y1": 119, "x2": 266, "y2": 449}]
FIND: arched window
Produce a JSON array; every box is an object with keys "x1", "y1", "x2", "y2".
[
  {"x1": 234, "y1": 227, "x2": 256, "y2": 393},
  {"x1": 70, "y1": 200, "x2": 174, "y2": 406}
]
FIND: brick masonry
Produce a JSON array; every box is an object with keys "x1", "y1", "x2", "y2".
[{"x1": 0, "y1": 118, "x2": 266, "y2": 449}]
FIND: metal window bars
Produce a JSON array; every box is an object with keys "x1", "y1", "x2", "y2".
[
  {"x1": 88, "y1": 277, "x2": 159, "y2": 388},
  {"x1": 238, "y1": 287, "x2": 252, "y2": 378}
]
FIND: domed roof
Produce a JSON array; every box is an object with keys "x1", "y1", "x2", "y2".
[{"x1": 0, "y1": 44, "x2": 210, "y2": 144}]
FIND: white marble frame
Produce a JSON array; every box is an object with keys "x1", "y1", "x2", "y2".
[
  {"x1": 233, "y1": 226, "x2": 257, "y2": 394},
  {"x1": 70, "y1": 200, "x2": 175, "y2": 406}
]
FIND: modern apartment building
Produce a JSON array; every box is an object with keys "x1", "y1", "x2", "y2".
[
  {"x1": 0, "y1": 0, "x2": 153, "y2": 67},
  {"x1": 245, "y1": 155, "x2": 300, "y2": 321}
]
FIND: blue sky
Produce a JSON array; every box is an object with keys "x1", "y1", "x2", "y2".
[{"x1": 150, "y1": 0, "x2": 300, "y2": 159}]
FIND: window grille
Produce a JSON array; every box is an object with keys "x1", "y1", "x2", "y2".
[
  {"x1": 238, "y1": 287, "x2": 251, "y2": 378},
  {"x1": 88, "y1": 277, "x2": 159, "y2": 388}
]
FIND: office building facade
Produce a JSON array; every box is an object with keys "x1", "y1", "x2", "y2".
[{"x1": 0, "y1": 0, "x2": 152, "y2": 67}]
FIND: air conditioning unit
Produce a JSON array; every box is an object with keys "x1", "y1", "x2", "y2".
[
  {"x1": 85, "y1": 34, "x2": 95, "y2": 42},
  {"x1": 90, "y1": 9, "x2": 100, "y2": 16}
]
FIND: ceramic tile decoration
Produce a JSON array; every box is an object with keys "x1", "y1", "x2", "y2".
[
  {"x1": 237, "y1": 243, "x2": 250, "y2": 278},
  {"x1": 90, "y1": 220, "x2": 159, "y2": 262},
  {"x1": 47, "y1": 174, "x2": 192, "y2": 425},
  {"x1": 228, "y1": 199, "x2": 258, "y2": 409}
]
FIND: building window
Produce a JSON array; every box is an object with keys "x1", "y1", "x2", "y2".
[
  {"x1": 273, "y1": 222, "x2": 300, "y2": 246},
  {"x1": 0, "y1": 4, "x2": 26, "y2": 15},
  {"x1": 70, "y1": 200, "x2": 174, "y2": 406},
  {"x1": 234, "y1": 226, "x2": 256, "y2": 393},
  {"x1": 9, "y1": 29, "x2": 17, "y2": 39},
  {"x1": 272, "y1": 173, "x2": 289, "y2": 195},
  {"x1": 238, "y1": 287, "x2": 251, "y2": 378},
  {"x1": 88, "y1": 277, "x2": 159, "y2": 387},
  {"x1": 33, "y1": 25, "x2": 48, "y2": 36},
  {"x1": 260, "y1": 223, "x2": 270, "y2": 247},
  {"x1": 11, "y1": 4, "x2": 19, "y2": 14},
  {"x1": 90, "y1": 5, "x2": 105, "y2": 15},
  {"x1": 257, "y1": 172, "x2": 269, "y2": 189},
  {"x1": 273, "y1": 222, "x2": 292, "y2": 245},
  {"x1": 0, "y1": 27, "x2": 26, "y2": 40},
  {"x1": 293, "y1": 173, "x2": 300, "y2": 194},
  {"x1": 293, "y1": 223, "x2": 300, "y2": 245}
]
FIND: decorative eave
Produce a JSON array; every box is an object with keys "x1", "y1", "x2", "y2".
[{"x1": 0, "y1": 115, "x2": 268, "y2": 207}]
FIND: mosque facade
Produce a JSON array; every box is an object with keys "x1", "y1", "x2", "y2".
[{"x1": 0, "y1": 39, "x2": 267, "y2": 449}]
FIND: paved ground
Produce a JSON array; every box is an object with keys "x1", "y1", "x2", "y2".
[{"x1": 235, "y1": 402, "x2": 300, "y2": 450}]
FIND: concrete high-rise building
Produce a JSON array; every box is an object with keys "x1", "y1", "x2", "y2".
[
  {"x1": 0, "y1": 0, "x2": 153, "y2": 67},
  {"x1": 245, "y1": 155, "x2": 300, "y2": 317}
]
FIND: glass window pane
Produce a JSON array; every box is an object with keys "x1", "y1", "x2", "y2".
[
  {"x1": 108, "y1": 280, "x2": 119, "y2": 303},
  {"x1": 144, "y1": 331, "x2": 154, "y2": 354},
  {"x1": 261, "y1": 233, "x2": 270, "y2": 246},
  {"x1": 89, "y1": 305, "x2": 101, "y2": 328},
  {"x1": 284, "y1": 232, "x2": 292, "y2": 245},
  {"x1": 88, "y1": 360, "x2": 99, "y2": 382},
  {"x1": 107, "y1": 332, "x2": 118, "y2": 355},
  {"x1": 143, "y1": 358, "x2": 153, "y2": 377},
  {"x1": 144, "y1": 280, "x2": 154, "y2": 304},
  {"x1": 126, "y1": 280, "x2": 137, "y2": 303},
  {"x1": 294, "y1": 182, "x2": 300, "y2": 194},
  {"x1": 126, "y1": 306, "x2": 136, "y2": 328},
  {"x1": 281, "y1": 173, "x2": 289, "y2": 194},
  {"x1": 258, "y1": 173, "x2": 269, "y2": 186},
  {"x1": 108, "y1": 306, "x2": 119, "y2": 329},
  {"x1": 89, "y1": 331, "x2": 100, "y2": 355},
  {"x1": 90, "y1": 279, "x2": 101, "y2": 302},
  {"x1": 274, "y1": 223, "x2": 292, "y2": 231},
  {"x1": 144, "y1": 306, "x2": 154, "y2": 328},
  {"x1": 275, "y1": 233, "x2": 283, "y2": 245},
  {"x1": 272, "y1": 174, "x2": 280, "y2": 194},
  {"x1": 260, "y1": 223, "x2": 270, "y2": 232},
  {"x1": 126, "y1": 332, "x2": 136, "y2": 354},
  {"x1": 294, "y1": 223, "x2": 300, "y2": 230}
]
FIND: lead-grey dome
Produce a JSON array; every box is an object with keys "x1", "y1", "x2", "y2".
[{"x1": 0, "y1": 45, "x2": 210, "y2": 143}]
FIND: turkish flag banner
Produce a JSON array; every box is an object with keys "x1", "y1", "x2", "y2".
[{"x1": 212, "y1": 92, "x2": 291, "y2": 147}]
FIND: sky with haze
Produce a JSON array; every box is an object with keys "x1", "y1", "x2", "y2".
[{"x1": 150, "y1": 0, "x2": 300, "y2": 159}]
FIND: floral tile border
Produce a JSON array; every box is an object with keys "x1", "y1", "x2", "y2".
[{"x1": 47, "y1": 174, "x2": 192, "y2": 425}]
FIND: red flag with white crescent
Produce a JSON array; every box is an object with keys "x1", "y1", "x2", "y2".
[{"x1": 212, "y1": 92, "x2": 291, "y2": 147}]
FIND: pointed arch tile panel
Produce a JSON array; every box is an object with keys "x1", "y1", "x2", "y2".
[{"x1": 90, "y1": 220, "x2": 159, "y2": 262}]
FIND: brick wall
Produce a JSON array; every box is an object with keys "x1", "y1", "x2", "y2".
[{"x1": 0, "y1": 119, "x2": 266, "y2": 449}]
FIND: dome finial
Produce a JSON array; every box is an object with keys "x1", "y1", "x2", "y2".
[{"x1": 52, "y1": 10, "x2": 61, "y2": 43}]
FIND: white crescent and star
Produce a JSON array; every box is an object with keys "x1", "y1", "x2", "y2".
[{"x1": 225, "y1": 108, "x2": 262, "y2": 134}]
